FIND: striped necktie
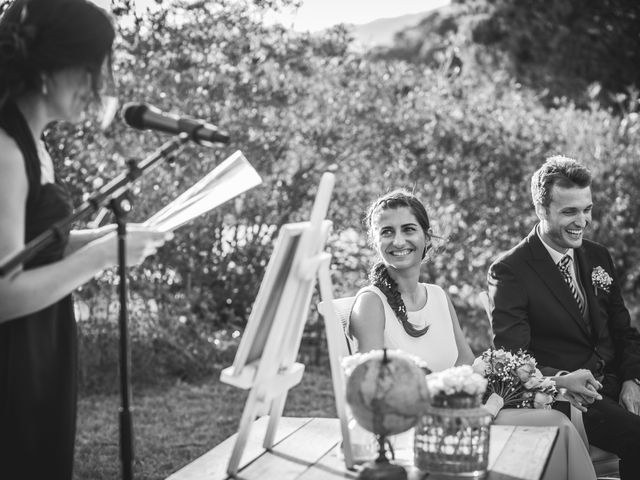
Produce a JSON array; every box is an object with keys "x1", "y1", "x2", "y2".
[{"x1": 558, "y1": 255, "x2": 585, "y2": 315}]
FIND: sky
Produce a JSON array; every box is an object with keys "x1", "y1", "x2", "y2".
[
  {"x1": 92, "y1": 0, "x2": 450, "y2": 32},
  {"x1": 275, "y1": 0, "x2": 450, "y2": 32}
]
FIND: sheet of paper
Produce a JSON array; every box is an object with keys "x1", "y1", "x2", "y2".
[{"x1": 145, "y1": 150, "x2": 262, "y2": 232}]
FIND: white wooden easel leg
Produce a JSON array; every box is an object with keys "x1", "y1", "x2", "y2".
[
  {"x1": 264, "y1": 393, "x2": 287, "y2": 449},
  {"x1": 317, "y1": 257, "x2": 355, "y2": 469},
  {"x1": 227, "y1": 387, "x2": 262, "y2": 476},
  {"x1": 261, "y1": 363, "x2": 305, "y2": 448}
]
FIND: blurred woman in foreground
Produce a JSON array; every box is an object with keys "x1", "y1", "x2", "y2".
[{"x1": 0, "y1": 0, "x2": 166, "y2": 477}]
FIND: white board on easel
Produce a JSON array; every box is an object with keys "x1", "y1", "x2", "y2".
[{"x1": 220, "y1": 172, "x2": 354, "y2": 475}]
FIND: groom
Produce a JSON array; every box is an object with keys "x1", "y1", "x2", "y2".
[{"x1": 487, "y1": 155, "x2": 640, "y2": 479}]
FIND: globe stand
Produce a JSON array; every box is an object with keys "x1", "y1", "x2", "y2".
[
  {"x1": 358, "y1": 434, "x2": 407, "y2": 480},
  {"x1": 359, "y1": 349, "x2": 408, "y2": 480}
]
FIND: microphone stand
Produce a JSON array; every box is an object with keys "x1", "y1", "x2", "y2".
[
  {"x1": 0, "y1": 132, "x2": 190, "y2": 480},
  {"x1": 111, "y1": 190, "x2": 135, "y2": 480}
]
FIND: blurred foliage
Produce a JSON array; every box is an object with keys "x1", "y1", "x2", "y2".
[
  {"x1": 371, "y1": 0, "x2": 640, "y2": 110},
  {"x1": 466, "y1": 0, "x2": 640, "y2": 109},
  {"x1": 2, "y1": 0, "x2": 637, "y2": 389}
]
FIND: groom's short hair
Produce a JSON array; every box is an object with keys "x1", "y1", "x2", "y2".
[{"x1": 531, "y1": 155, "x2": 592, "y2": 208}]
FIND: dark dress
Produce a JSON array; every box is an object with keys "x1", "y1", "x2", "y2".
[{"x1": 0, "y1": 102, "x2": 77, "y2": 479}]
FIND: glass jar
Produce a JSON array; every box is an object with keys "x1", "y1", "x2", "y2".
[
  {"x1": 339, "y1": 404, "x2": 379, "y2": 464},
  {"x1": 414, "y1": 393, "x2": 492, "y2": 478},
  {"x1": 344, "y1": 416, "x2": 378, "y2": 464}
]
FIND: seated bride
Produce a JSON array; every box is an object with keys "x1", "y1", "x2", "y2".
[{"x1": 348, "y1": 189, "x2": 597, "y2": 480}]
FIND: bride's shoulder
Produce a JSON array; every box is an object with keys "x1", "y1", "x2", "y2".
[
  {"x1": 351, "y1": 289, "x2": 385, "y2": 325},
  {"x1": 356, "y1": 284, "x2": 383, "y2": 298},
  {"x1": 353, "y1": 287, "x2": 384, "y2": 307}
]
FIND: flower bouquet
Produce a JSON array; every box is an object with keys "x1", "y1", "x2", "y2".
[{"x1": 472, "y1": 348, "x2": 558, "y2": 410}]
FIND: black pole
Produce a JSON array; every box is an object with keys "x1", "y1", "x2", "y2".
[{"x1": 113, "y1": 198, "x2": 134, "y2": 480}]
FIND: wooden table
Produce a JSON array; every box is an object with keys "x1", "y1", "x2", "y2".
[{"x1": 167, "y1": 417, "x2": 558, "y2": 480}]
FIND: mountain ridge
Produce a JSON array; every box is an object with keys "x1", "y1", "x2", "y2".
[{"x1": 349, "y1": 10, "x2": 436, "y2": 47}]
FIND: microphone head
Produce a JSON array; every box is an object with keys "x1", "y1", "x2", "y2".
[
  {"x1": 121, "y1": 102, "x2": 149, "y2": 129},
  {"x1": 120, "y1": 102, "x2": 230, "y2": 145}
]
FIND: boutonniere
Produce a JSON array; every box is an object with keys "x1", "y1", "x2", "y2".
[{"x1": 591, "y1": 266, "x2": 613, "y2": 295}]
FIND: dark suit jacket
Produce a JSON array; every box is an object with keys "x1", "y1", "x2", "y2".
[{"x1": 488, "y1": 227, "x2": 640, "y2": 399}]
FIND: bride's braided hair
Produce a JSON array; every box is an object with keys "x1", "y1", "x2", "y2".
[
  {"x1": 368, "y1": 262, "x2": 429, "y2": 337},
  {"x1": 365, "y1": 190, "x2": 431, "y2": 338}
]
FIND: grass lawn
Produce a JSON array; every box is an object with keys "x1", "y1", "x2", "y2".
[{"x1": 73, "y1": 364, "x2": 337, "y2": 480}]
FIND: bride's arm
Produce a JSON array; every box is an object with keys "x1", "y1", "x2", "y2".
[{"x1": 350, "y1": 292, "x2": 385, "y2": 353}]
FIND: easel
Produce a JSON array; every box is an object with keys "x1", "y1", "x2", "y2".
[{"x1": 220, "y1": 172, "x2": 354, "y2": 475}]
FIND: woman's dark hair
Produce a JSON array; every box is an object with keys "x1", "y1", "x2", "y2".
[
  {"x1": 365, "y1": 189, "x2": 431, "y2": 338},
  {"x1": 0, "y1": 0, "x2": 115, "y2": 107}
]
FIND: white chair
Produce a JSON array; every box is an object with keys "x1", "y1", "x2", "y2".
[
  {"x1": 317, "y1": 296, "x2": 357, "y2": 356},
  {"x1": 477, "y1": 291, "x2": 620, "y2": 478}
]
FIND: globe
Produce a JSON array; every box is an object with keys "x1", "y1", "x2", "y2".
[{"x1": 346, "y1": 350, "x2": 430, "y2": 437}]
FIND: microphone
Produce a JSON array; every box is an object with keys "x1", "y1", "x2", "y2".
[{"x1": 121, "y1": 102, "x2": 230, "y2": 145}]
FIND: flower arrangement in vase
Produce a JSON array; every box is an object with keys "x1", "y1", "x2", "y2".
[
  {"x1": 425, "y1": 365, "x2": 488, "y2": 408},
  {"x1": 415, "y1": 365, "x2": 491, "y2": 477}
]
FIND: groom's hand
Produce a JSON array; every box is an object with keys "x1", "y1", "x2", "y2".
[
  {"x1": 620, "y1": 380, "x2": 640, "y2": 415},
  {"x1": 561, "y1": 391, "x2": 590, "y2": 412},
  {"x1": 553, "y1": 369, "x2": 602, "y2": 411}
]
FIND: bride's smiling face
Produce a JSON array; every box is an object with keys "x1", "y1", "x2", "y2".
[{"x1": 371, "y1": 206, "x2": 428, "y2": 271}]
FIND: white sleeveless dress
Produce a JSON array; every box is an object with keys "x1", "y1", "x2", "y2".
[
  {"x1": 354, "y1": 283, "x2": 457, "y2": 372},
  {"x1": 349, "y1": 283, "x2": 597, "y2": 480}
]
